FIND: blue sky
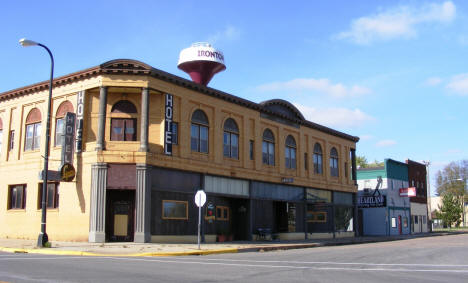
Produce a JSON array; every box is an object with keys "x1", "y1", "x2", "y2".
[{"x1": 2, "y1": 1, "x2": 467, "y2": 195}]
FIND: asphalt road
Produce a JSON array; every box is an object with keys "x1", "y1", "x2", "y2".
[{"x1": 1, "y1": 234, "x2": 467, "y2": 283}]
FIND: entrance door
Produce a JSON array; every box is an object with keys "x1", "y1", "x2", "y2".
[
  {"x1": 231, "y1": 199, "x2": 249, "y2": 241},
  {"x1": 358, "y1": 209, "x2": 363, "y2": 236},
  {"x1": 398, "y1": 215, "x2": 402, "y2": 235},
  {"x1": 106, "y1": 190, "x2": 135, "y2": 242}
]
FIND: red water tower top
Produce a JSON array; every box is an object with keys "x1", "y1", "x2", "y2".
[{"x1": 177, "y1": 43, "x2": 226, "y2": 86}]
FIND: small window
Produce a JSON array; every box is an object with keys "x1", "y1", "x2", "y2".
[
  {"x1": 414, "y1": 215, "x2": 419, "y2": 224},
  {"x1": 307, "y1": 211, "x2": 327, "y2": 223},
  {"x1": 162, "y1": 200, "x2": 188, "y2": 220},
  {"x1": 171, "y1": 122, "x2": 178, "y2": 145},
  {"x1": 25, "y1": 108, "x2": 42, "y2": 151},
  {"x1": 313, "y1": 143, "x2": 323, "y2": 174},
  {"x1": 391, "y1": 217, "x2": 396, "y2": 228},
  {"x1": 403, "y1": 217, "x2": 408, "y2": 228},
  {"x1": 249, "y1": 140, "x2": 254, "y2": 160},
  {"x1": 37, "y1": 183, "x2": 59, "y2": 209},
  {"x1": 54, "y1": 101, "x2": 74, "y2": 147},
  {"x1": 330, "y1": 147, "x2": 339, "y2": 177},
  {"x1": 262, "y1": 129, "x2": 275, "y2": 165},
  {"x1": 423, "y1": 215, "x2": 426, "y2": 224},
  {"x1": 8, "y1": 184, "x2": 26, "y2": 209},
  {"x1": 111, "y1": 118, "x2": 137, "y2": 141},
  {"x1": 216, "y1": 206, "x2": 229, "y2": 221},
  {"x1": 285, "y1": 135, "x2": 296, "y2": 169},
  {"x1": 191, "y1": 110, "x2": 209, "y2": 153},
  {"x1": 9, "y1": 130, "x2": 14, "y2": 151},
  {"x1": 223, "y1": 118, "x2": 239, "y2": 159}
]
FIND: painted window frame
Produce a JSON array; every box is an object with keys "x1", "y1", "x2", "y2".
[
  {"x1": 191, "y1": 110, "x2": 209, "y2": 153},
  {"x1": 37, "y1": 182, "x2": 59, "y2": 209},
  {"x1": 8, "y1": 184, "x2": 27, "y2": 210},
  {"x1": 223, "y1": 118, "x2": 239, "y2": 159},
  {"x1": 216, "y1": 206, "x2": 230, "y2": 221},
  {"x1": 25, "y1": 122, "x2": 41, "y2": 151},
  {"x1": 162, "y1": 200, "x2": 188, "y2": 220},
  {"x1": 307, "y1": 211, "x2": 327, "y2": 223},
  {"x1": 285, "y1": 135, "x2": 296, "y2": 169},
  {"x1": 313, "y1": 143, "x2": 323, "y2": 174},
  {"x1": 262, "y1": 129, "x2": 275, "y2": 166},
  {"x1": 330, "y1": 147, "x2": 339, "y2": 177},
  {"x1": 110, "y1": 118, "x2": 137, "y2": 141}
]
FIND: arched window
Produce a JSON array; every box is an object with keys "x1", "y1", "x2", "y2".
[
  {"x1": 313, "y1": 143, "x2": 323, "y2": 174},
  {"x1": 55, "y1": 101, "x2": 74, "y2": 146},
  {"x1": 110, "y1": 100, "x2": 137, "y2": 141},
  {"x1": 285, "y1": 135, "x2": 296, "y2": 169},
  {"x1": 25, "y1": 108, "x2": 42, "y2": 151},
  {"x1": 262, "y1": 129, "x2": 275, "y2": 165},
  {"x1": 330, "y1": 147, "x2": 339, "y2": 177},
  {"x1": 223, "y1": 118, "x2": 239, "y2": 159},
  {"x1": 191, "y1": 109, "x2": 209, "y2": 153}
]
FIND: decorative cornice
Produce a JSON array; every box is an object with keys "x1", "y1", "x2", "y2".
[{"x1": 0, "y1": 59, "x2": 359, "y2": 142}]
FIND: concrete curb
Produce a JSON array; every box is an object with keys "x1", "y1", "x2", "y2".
[{"x1": 0, "y1": 246, "x2": 239, "y2": 257}]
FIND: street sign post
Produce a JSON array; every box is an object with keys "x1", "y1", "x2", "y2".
[{"x1": 194, "y1": 190, "x2": 206, "y2": 250}]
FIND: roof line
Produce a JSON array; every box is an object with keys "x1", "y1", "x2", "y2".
[{"x1": 0, "y1": 59, "x2": 359, "y2": 142}]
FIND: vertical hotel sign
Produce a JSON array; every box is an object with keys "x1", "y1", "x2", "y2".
[
  {"x1": 164, "y1": 93, "x2": 173, "y2": 155},
  {"x1": 75, "y1": 90, "x2": 85, "y2": 153}
]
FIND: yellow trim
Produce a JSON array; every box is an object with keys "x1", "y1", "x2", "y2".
[
  {"x1": 307, "y1": 211, "x2": 327, "y2": 223},
  {"x1": 216, "y1": 206, "x2": 229, "y2": 221}
]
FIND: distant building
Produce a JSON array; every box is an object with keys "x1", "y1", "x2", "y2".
[
  {"x1": 357, "y1": 159, "x2": 411, "y2": 236},
  {"x1": 406, "y1": 159, "x2": 429, "y2": 233}
]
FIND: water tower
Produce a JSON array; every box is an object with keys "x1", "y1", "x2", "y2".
[{"x1": 177, "y1": 42, "x2": 226, "y2": 86}]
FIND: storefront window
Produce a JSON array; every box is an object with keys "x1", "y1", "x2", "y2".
[
  {"x1": 162, "y1": 200, "x2": 188, "y2": 220},
  {"x1": 216, "y1": 206, "x2": 229, "y2": 221},
  {"x1": 334, "y1": 206, "x2": 353, "y2": 231}
]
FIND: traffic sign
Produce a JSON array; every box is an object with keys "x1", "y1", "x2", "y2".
[{"x1": 195, "y1": 190, "x2": 206, "y2": 207}]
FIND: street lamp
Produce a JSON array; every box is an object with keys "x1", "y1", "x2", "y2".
[{"x1": 19, "y1": 38, "x2": 54, "y2": 247}]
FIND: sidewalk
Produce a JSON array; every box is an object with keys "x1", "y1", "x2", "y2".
[{"x1": 0, "y1": 232, "x2": 462, "y2": 257}]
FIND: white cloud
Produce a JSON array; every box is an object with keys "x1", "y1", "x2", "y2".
[
  {"x1": 257, "y1": 78, "x2": 372, "y2": 98},
  {"x1": 293, "y1": 104, "x2": 374, "y2": 128},
  {"x1": 359, "y1": 134, "x2": 374, "y2": 141},
  {"x1": 207, "y1": 25, "x2": 241, "y2": 44},
  {"x1": 446, "y1": 73, "x2": 468, "y2": 96},
  {"x1": 376, "y1": 139, "x2": 397, "y2": 147},
  {"x1": 336, "y1": 1, "x2": 456, "y2": 44},
  {"x1": 425, "y1": 77, "x2": 442, "y2": 86}
]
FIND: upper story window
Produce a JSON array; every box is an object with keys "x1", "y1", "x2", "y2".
[
  {"x1": 54, "y1": 101, "x2": 74, "y2": 147},
  {"x1": 262, "y1": 129, "x2": 275, "y2": 166},
  {"x1": 223, "y1": 118, "x2": 239, "y2": 159},
  {"x1": 191, "y1": 109, "x2": 209, "y2": 153},
  {"x1": 110, "y1": 100, "x2": 137, "y2": 141},
  {"x1": 313, "y1": 143, "x2": 323, "y2": 174},
  {"x1": 285, "y1": 135, "x2": 296, "y2": 169},
  {"x1": 25, "y1": 108, "x2": 42, "y2": 151},
  {"x1": 330, "y1": 147, "x2": 339, "y2": 177}
]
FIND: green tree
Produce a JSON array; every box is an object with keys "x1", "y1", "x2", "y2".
[
  {"x1": 435, "y1": 160, "x2": 468, "y2": 197},
  {"x1": 356, "y1": 156, "x2": 368, "y2": 168},
  {"x1": 436, "y1": 193, "x2": 463, "y2": 227}
]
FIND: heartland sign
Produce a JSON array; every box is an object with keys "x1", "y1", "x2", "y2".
[
  {"x1": 358, "y1": 194, "x2": 386, "y2": 208},
  {"x1": 399, "y1": 187, "x2": 416, "y2": 197}
]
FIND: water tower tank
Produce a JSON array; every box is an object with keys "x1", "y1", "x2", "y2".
[{"x1": 177, "y1": 43, "x2": 226, "y2": 86}]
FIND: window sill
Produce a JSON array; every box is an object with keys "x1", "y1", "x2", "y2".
[{"x1": 7, "y1": 209, "x2": 26, "y2": 212}]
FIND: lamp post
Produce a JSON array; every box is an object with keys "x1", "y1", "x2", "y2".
[{"x1": 19, "y1": 38, "x2": 54, "y2": 247}]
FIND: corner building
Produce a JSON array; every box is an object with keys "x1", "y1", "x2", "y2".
[{"x1": 0, "y1": 59, "x2": 359, "y2": 243}]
